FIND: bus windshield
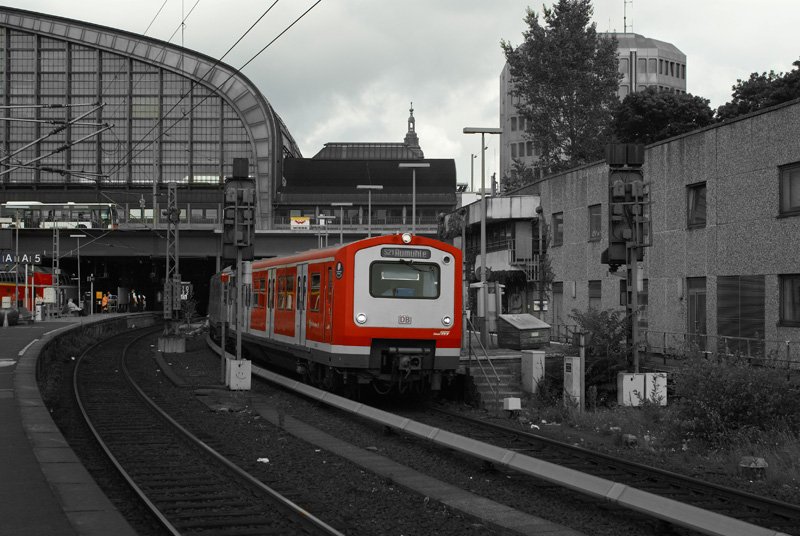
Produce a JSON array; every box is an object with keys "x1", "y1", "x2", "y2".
[{"x1": 369, "y1": 261, "x2": 440, "y2": 299}]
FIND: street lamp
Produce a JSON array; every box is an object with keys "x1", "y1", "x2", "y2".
[
  {"x1": 463, "y1": 126, "x2": 502, "y2": 348},
  {"x1": 331, "y1": 202, "x2": 352, "y2": 245},
  {"x1": 356, "y1": 184, "x2": 383, "y2": 238},
  {"x1": 470, "y1": 153, "x2": 477, "y2": 192},
  {"x1": 70, "y1": 233, "x2": 87, "y2": 311},
  {"x1": 398, "y1": 162, "x2": 430, "y2": 235}
]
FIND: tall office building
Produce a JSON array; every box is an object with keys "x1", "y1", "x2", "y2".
[{"x1": 499, "y1": 33, "x2": 686, "y2": 186}]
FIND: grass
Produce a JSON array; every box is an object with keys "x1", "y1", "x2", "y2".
[{"x1": 514, "y1": 399, "x2": 800, "y2": 503}]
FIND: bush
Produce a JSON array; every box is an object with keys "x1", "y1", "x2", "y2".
[
  {"x1": 569, "y1": 307, "x2": 631, "y2": 405},
  {"x1": 672, "y1": 357, "x2": 800, "y2": 447}
]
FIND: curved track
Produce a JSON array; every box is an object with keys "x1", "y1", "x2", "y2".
[
  {"x1": 73, "y1": 328, "x2": 344, "y2": 536},
  {"x1": 419, "y1": 407, "x2": 800, "y2": 535}
]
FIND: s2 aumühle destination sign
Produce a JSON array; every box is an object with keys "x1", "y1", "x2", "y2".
[{"x1": 380, "y1": 248, "x2": 431, "y2": 260}]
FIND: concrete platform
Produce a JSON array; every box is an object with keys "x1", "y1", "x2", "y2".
[{"x1": 0, "y1": 314, "x2": 139, "y2": 536}]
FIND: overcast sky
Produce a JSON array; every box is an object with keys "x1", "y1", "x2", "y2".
[{"x1": 4, "y1": 0, "x2": 800, "y2": 185}]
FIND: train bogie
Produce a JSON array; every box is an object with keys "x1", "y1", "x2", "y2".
[{"x1": 209, "y1": 233, "x2": 462, "y2": 395}]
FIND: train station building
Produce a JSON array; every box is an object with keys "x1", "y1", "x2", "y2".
[{"x1": 0, "y1": 7, "x2": 457, "y2": 313}]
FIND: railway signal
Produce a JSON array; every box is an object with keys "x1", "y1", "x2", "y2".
[{"x1": 603, "y1": 143, "x2": 651, "y2": 373}]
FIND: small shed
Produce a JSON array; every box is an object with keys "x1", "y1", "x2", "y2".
[{"x1": 497, "y1": 314, "x2": 550, "y2": 350}]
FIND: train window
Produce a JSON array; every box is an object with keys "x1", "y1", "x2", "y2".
[
  {"x1": 309, "y1": 273, "x2": 321, "y2": 312},
  {"x1": 277, "y1": 276, "x2": 286, "y2": 309},
  {"x1": 369, "y1": 261, "x2": 440, "y2": 299}
]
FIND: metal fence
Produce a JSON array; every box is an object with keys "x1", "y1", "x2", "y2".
[{"x1": 547, "y1": 323, "x2": 800, "y2": 369}]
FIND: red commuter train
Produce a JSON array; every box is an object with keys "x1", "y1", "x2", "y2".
[{"x1": 208, "y1": 233, "x2": 462, "y2": 395}]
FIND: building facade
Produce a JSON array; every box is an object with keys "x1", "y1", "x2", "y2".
[
  {"x1": 513, "y1": 98, "x2": 800, "y2": 361},
  {"x1": 499, "y1": 32, "x2": 686, "y2": 188},
  {"x1": 0, "y1": 6, "x2": 301, "y2": 230}
]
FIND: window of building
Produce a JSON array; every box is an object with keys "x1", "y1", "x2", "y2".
[
  {"x1": 780, "y1": 274, "x2": 800, "y2": 326},
  {"x1": 518, "y1": 142, "x2": 526, "y2": 157},
  {"x1": 681, "y1": 64, "x2": 686, "y2": 79},
  {"x1": 780, "y1": 162, "x2": 800, "y2": 216},
  {"x1": 619, "y1": 57, "x2": 628, "y2": 74},
  {"x1": 588, "y1": 280, "x2": 601, "y2": 310},
  {"x1": 588, "y1": 204, "x2": 602, "y2": 241},
  {"x1": 687, "y1": 182, "x2": 707, "y2": 228},
  {"x1": 659, "y1": 59, "x2": 663, "y2": 74},
  {"x1": 526, "y1": 141, "x2": 533, "y2": 157},
  {"x1": 511, "y1": 143, "x2": 517, "y2": 158},
  {"x1": 511, "y1": 117, "x2": 517, "y2": 131},
  {"x1": 637, "y1": 58, "x2": 647, "y2": 75},
  {"x1": 519, "y1": 117, "x2": 526, "y2": 131},
  {"x1": 552, "y1": 212, "x2": 563, "y2": 246},
  {"x1": 717, "y1": 275, "x2": 765, "y2": 354},
  {"x1": 649, "y1": 58, "x2": 657, "y2": 73}
]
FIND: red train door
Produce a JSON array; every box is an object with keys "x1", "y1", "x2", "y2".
[
  {"x1": 267, "y1": 268, "x2": 276, "y2": 337},
  {"x1": 323, "y1": 264, "x2": 334, "y2": 343},
  {"x1": 296, "y1": 263, "x2": 308, "y2": 345}
]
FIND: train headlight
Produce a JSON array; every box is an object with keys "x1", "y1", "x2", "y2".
[
  {"x1": 442, "y1": 316, "x2": 452, "y2": 327},
  {"x1": 356, "y1": 313, "x2": 368, "y2": 324},
  {"x1": 401, "y1": 232, "x2": 412, "y2": 244}
]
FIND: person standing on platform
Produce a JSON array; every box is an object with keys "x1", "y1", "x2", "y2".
[{"x1": 101, "y1": 292, "x2": 109, "y2": 313}]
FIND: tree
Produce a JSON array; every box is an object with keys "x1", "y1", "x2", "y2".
[
  {"x1": 716, "y1": 59, "x2": 800, "y2": 121},
  {"x1": 501, "y1": 158, "x2": 537, "y2": 193},
  {"x1": 501, "y1": 0, "x2": 621, "y2": 173},
  {"x1": 613, "y1": 87, "x2": 714, "y2": 144}
]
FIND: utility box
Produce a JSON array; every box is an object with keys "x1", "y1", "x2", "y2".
[
  {"x1": 497, "y1": 314, "x2": 550, "y2": 350},
  {"x1": 502, "y1": 397, "x2": 521, "y2": 411},
  {"x1": 225, "y1": 357, "x2": 251, "y2": 391},
  {"x1": 617, "y1": 372, "x2": 667, "y2": 406},
  {"x1": 521, "y1": 350, "x2": 545, "y2": 394},
  {"x1": 563, "y1": 355, "x2": 583, "y2": 408}
]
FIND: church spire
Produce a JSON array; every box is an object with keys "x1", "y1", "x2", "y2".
[{"x1": 403, "y1": 101, "x2": 424, "y2": 158}]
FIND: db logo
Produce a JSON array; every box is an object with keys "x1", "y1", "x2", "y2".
[{"x1": 398, "y1": 315, "x2": 412, "y2": 324}]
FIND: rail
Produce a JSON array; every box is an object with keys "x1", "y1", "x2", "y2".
[{"x1": 464, "y1": 315, "x2": 502, "y2": 412}]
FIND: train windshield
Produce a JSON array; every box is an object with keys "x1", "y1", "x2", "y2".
[{"x1": 369, "y1": 261, "x2": 440, "y2": 299}]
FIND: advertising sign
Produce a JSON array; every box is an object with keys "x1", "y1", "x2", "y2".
[{"x1": 290, "y1": 216, "x2": 311, "y2": 230}]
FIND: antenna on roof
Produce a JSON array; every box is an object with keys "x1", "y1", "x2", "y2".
[{"x1": 624, "y1": 0, "x2": 633, "y2": 34}]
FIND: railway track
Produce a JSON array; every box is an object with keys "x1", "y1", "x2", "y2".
[
  {"x1": 73, "y1": 328, "x2": 344, "y2": 536},
  {"x1": 413, "y1": 407, "x2": 800, "y2": 536}
]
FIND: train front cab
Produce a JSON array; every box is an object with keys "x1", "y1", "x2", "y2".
[{"x1": 344, "y1": 236, "x2": 462, "y2": 392}]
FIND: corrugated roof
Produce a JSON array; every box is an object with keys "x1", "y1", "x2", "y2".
[
  {"x1": 313, "y1": 143, "x2": 422, "y2": 160},
  {"x1": 498, "y1": 314, "x2": 551, "y2": 330}
]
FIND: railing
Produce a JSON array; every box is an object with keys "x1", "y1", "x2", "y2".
[
  {"x1": 642, "y1": 329, "x2": 800, "y2": 369},
  {"x1": 464, "y1": 316, "x2": 502, "y2": 412},
  {"x1": 548, "y1": 324, "x2": 799, "y2": 370}
]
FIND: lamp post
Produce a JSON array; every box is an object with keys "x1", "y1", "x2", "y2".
[
  {"x1": 331, "y1": 202, "x2": 352, "y2": 245},
  {"x1": 70, "y1": 233, "x2": 87, "y2": 310},
  {"x1": 356, "y1": 184, "x2": 383, "y2": 237},
  {"x1": 398, "y1": 162, "x2": 430, "y2": 235},
  {"x1": 470, "y1": 153, "x2": 477, "y2": 192},
  {"x1": 463, "y1": 127, "x2": 502, "y2": 348}
]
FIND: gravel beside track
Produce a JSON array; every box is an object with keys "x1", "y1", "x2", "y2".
[
  {"x1": 128, "y1": 334, "x2": 522, "y2": 536},
  {"x1": 43, "y1": 327, "x2": 707, "y2": 535},
  {"x1": 141, "y1": 333, "x2": 699, "y2": 536}
]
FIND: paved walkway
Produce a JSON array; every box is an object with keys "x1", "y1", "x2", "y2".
[{"x1": 0, "y1": 314, "x2": 137, "y2": 536}]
